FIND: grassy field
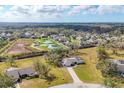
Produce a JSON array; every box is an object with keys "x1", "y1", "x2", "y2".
[
  {"x1": 0, "y1": 56, "x2": 73, "y2": 88},
  {"x1": 74, "y1": 47, "x2": 104, "y2": 84},
  {"x1": 107, "y1": 48, "x2": 124, "y2": 60}
]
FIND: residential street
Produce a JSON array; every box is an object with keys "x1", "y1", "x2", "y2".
[{"x1": 51, "y1": 67, "x2": 105, "y2": 88}]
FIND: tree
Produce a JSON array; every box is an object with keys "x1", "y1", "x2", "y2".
[
  {"x1": 6, "y1": 56, "x2": 17, "y2": 67},
  {"x1": 96, "y1": 59, "x2": 123, "y2": 87},
  {"x1": 97, "y1": 60, "x2": 118, "y2": 77},
  {"x1": 0, "y1": 72, "x2": 15, "y2": 88},
  {"x1": 70, "y1": 37, "x2": 80, "y2": 53},
  {"x1": 104, "y1": 78, "x2": 116, "y2": 88},
  {"x1": 33, "y1": 59, "x2": 51, "y2": 79},
  {"x1": 97, "y1": 46, "x2": 108, "y2": 61},
  {"x1": 45, "y1": 49, "x2": 63, "y2": 67}
]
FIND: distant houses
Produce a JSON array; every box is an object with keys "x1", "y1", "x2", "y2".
[
  {"x1": 62, "y1": 57, "x2": 84, "y2": 67},
  {"x1": 19, "y1": 32, "x2": 40, "y2": 39},
  {"x1": 0, "y1": 32, "x2": 14, "y2": 40},
  {"x1": 50, "y1": 34, "x2": 70, "y2": 46}
]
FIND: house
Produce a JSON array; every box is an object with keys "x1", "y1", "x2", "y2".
[
  {"x1": 62, "y1": 57, "x2": 84, "y2": 67},
  {"x1": 109, "y1": 59, "x2": 124, "y2": 76},
  {"x1": 0, "y1": 32, "x2": 13, "y2": 40},
  {"x1": 41, "y1": 33, "x2": 48, "y2": 38},
  {"x1": 6, "y1": 67, "x2": 37, "y2": 82},
  {"x1": 19, "y1": 32, "x2": 31, "y2": 38}
]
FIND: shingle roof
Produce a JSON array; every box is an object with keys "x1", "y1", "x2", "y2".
[
  {"x1": 6, "y1": 67, "x2": 36, "y2": 80},
  {"x1": 19, "y1": 67, "x2": 36, "y2": 76},
  {"x1": 6, "y1": 70, "x2": 20, "y2": 79}
]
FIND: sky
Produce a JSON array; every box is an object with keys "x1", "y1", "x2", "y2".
[{"x1": 0, "y1": 5, "x2": 124, "y2": 22}]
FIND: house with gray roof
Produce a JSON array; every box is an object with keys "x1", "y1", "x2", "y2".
[
  {"x1": 62, "y1": 57, "x2": 84, "y2": 67},
  {"x1": 6, "y1": 67, "x2": 37, "y2": 82},
  {"x1": 109, "y1": 59, "x2": 124, "y2": 76}
]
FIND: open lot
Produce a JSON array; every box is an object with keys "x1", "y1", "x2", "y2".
[
  {"x1": 74, "y1": 47, "x2": 104, "y2": 84},
  {"x1": 2, "y1": 39, "x2": 36, "y2": 55},
  {"x1": 0, "y1": 56, "x2": 73, "y2": 88}
]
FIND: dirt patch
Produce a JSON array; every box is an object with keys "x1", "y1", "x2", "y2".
[{"x1": 6, "y1": 40, "x2": 32, "y2": 55}]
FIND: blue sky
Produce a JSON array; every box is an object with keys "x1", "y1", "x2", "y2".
[{"x1": 0, "y1": 5, "x2": 124, "y2": 22}]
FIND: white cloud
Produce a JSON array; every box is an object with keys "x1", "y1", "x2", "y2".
[
  {"x1": 96, "y1": 5, "x2": 124, "y2": 15},
  {"x1": 68, "y1": 5, "x2": 124, "y2": 15},
  {"x1": 3, "y1": 5, "x2": 70, "y2": 19},
  {"x1": 0, "y1": 5, "x2": 124, "y2": 22},
  {"x1": 68, "y1": 5, "x2": 95, "y2": 15}
]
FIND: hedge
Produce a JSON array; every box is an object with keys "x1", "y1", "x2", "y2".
[{"x1": 0, "y1": 51, "x2": 47, "y2": 62}]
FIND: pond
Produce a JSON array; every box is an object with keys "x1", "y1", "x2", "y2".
[
  {"x1": 42, "y1": 40, "x2": 59, "y2": 49},
  {"x1": 43, "y1": 40, "x2": 52, "y2": 44},
  {"x1": 48, "y1": 44, "x2": 59, "y2": 49}
]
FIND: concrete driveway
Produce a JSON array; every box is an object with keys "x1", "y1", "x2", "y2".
[
  {"x1": 51, "y1": 67, "x2": 105, "y2": 88},
  {"x1": 67, "y1": 67, "x2": 82, "y2": 83},
  {"x1": 15, "y1": 83, "x2": 20, "y2": 88}
]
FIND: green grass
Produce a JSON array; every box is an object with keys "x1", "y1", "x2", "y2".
[
  {"x1": 32, "y1": 37, "x2": 68, "y2": 51},
  {"x1": 0, "y1": 40, "x2": 16, "y2": 55},
  {"x1": 0, "y1": 56, "x2": 73, "y2": 88},
  {"x1": 20, "y1": 67, "x2": 72, "y2": 88},
  {"x1": 74, "y1": 47, "x2": 104, "y2": 84}
]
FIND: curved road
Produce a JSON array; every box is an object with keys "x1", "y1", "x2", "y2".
[{"x1": 51, "y1": 67, "x2": 105, "y2": 88}]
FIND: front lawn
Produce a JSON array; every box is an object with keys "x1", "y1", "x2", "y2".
[
  {"x1": 0, "y1": 56, "x2": 73, "y2": 88},
  {"x1": 74, "y1": 47, "x2": 104, "y2": 84},
  {"x1": 20, "y1": 67, "x2": 72, "y2": 88}
]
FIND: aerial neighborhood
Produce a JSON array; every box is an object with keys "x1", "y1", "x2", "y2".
[{"x1": 0, "y1": 23, "x2": 124, "y2": 88}]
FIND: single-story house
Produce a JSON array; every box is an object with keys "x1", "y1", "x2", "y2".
[
  {"x1": 62, "y1": 57, "x2": 84, "y2": 67},
  {"x1": 6, "y1": 67, "x2": 37, "y2": 82},
  {"x1": 109, "y1": 59, "x2": 124, "y2": 74}
]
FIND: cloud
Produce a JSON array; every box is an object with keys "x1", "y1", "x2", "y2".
[
  {"x1": 96, "y1": 5, "x2": 124, "y2": 15},
  {"x1": 0, "y1": 5, "x2": 124, "y2": 22},
  {"x1": 2, "y1": 5, "x2": 71, "y2": 19},
  {"x1": 68, "y1": 5, "x2": 124, "y2": 16},
  {"x1": 68, "y1": 5, "x2": 96, "y2": 15}
]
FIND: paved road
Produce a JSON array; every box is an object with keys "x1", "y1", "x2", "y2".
[{"x1": 51, "y1": 67, "x2": 105, "y2": 88}]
